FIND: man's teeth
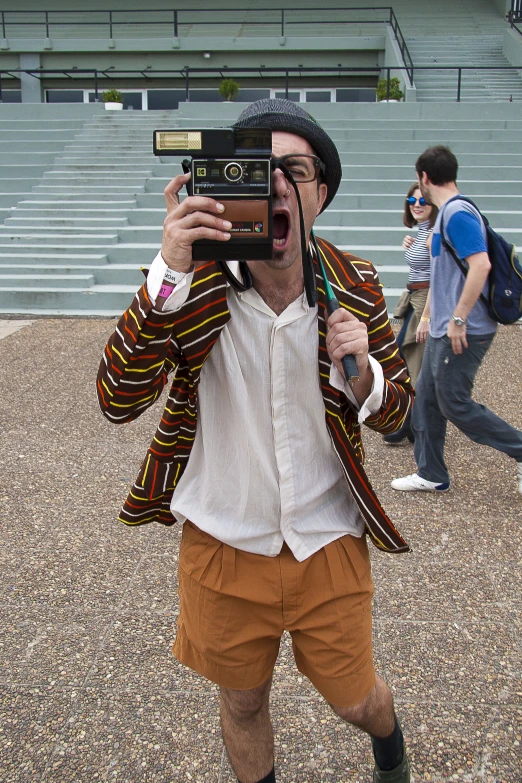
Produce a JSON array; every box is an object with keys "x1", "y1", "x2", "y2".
[{"x1": 274, "y1": 238, "x2": 286, "y2": 246}]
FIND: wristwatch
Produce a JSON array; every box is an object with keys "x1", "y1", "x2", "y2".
[{"x1": 451, "y1": 315, "x2": 466, "y2": 327}]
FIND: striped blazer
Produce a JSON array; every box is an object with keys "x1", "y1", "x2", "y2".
[{"x1": 97, "y1": 237, "x2": 413, "y2": 553}]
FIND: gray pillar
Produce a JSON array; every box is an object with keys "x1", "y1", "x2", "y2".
[{"x1": 20, "y1": 53, "x2": 43, "y2": 103}]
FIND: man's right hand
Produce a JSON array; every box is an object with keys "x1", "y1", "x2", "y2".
[{"x1": 160, "y1": 172, "x2": 233, "y2": 273}]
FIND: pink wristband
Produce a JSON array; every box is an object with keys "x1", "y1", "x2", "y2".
[{"x1": 159, "y1": 284, "x2": 175, "y2": 299}]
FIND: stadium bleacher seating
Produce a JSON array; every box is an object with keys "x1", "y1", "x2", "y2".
[{"x1": 0, "y1": 0, "x2": 521, "y2": 314}]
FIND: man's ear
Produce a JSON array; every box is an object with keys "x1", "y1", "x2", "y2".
[{"x1": 316, "y1": 183, "x2": 327, "y2": 216}]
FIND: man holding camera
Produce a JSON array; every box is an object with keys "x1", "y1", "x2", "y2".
[
  {"x1": 98, "y1": 99, "x2": 413, "y2": 783},
  {"x1": 391, "y1": 145, "x2": 522, "y2": 495}
]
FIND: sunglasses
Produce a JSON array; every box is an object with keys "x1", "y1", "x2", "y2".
[{"x1": 407, "y1": 196, "x2": 428, "y2": 206}]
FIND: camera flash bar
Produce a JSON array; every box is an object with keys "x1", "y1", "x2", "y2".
[
  {"x1": 154, "y1": 131, "x2": 203, "y2": 152},
  {"x1": 154, "y1": 128, "x2": 238, "y2": 157},
  {"x1": 153, "y1": 128, "x2": 272, "y2": 158}
]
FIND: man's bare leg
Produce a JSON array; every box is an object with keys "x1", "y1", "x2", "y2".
[
  {"x1": 329, "y1": 674, "x2": 406, "y2": 774},
  {"x1": 220, "y1": 678, "x2": 274, "y2": 783},
  {"x1": 329, "y1": 674, "x2": 395, "y2": 736}
]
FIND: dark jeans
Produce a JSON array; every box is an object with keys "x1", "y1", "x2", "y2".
[{"x1": 412, "y1": 333, "x2": 522, "y2": 484}]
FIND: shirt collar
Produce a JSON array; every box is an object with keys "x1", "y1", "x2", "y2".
[{"x1": 224, "y1": 260, "x2": 311, "y2": 318}]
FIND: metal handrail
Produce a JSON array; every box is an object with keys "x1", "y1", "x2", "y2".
[
  {"x1": 508, "y1": 0, "x2": 522, "y2": 32},
  {"x1": 388, "y1": 8, "x2": 413, "y2": 86},
  {"x1": 1, "y1": 65, "x2": 521, "y2": 104},
  {"x1": 509, "y1": 0, "x2": 522, "y2": 19},
  {"x1": 0, "y1": 7, "x2": 405, "y2": 35},
  {"x1": 0, "y1": 7, "x2": 414, "y2": 90},
  {"x1": 508, "y1": 17, "x2": 522, "y2": 37}
]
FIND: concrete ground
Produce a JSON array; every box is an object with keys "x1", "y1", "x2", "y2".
[{"x1": 0, "y1": 317, "x2": 521, "y2": 783}]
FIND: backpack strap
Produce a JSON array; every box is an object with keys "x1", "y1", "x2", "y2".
[{"x1": 439, "y1": 195, "x2": 489, "y2": 310}]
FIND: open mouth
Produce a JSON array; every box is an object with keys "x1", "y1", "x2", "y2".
[{"x1": 273, "y1": 212, "x2": 290, "y2": 248}]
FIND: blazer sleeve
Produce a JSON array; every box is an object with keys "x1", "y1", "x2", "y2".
[
  {"x1": 97, "y1": 283, "x2": 182, "y2": 424},
  {"x1": 359, "y1": 263, "x2": 414, "y2": 435}
]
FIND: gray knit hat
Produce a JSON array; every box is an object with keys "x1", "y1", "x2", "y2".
[{"x1": 234, "y1": 98, "x2": 341, "y2": 212}]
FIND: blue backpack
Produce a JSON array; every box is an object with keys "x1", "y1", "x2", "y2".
[{"x1": 440, "y1": 196, "x2": 522, "y2": 325}]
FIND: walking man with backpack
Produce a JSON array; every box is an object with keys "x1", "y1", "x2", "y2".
[{"x1": 391, "y1": 145, "x2": 522, "y2": 495}]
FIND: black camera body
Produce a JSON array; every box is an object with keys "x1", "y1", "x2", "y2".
[{"x1": 153, "y1": 127, "x2": 273, "y2": 261}]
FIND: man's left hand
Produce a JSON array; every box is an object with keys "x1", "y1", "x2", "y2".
[
  {"x1": 326, "y1": 307, "x2": 370, "y2": 378},
  {"x1": 447, "y1": 319, "x2": 468, "y2": 354}
]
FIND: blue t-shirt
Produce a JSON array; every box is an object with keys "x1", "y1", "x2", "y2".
[{"x1": 430, "y1": 197, "x2": 497, "y2": 338}]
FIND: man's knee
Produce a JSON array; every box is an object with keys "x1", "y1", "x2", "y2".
[
  {"x1": 437, "y1": 389, "x2": 471, "y2": 423},
  {"x1": 328, "y1": 678, "x2": 394, "y2": 730},
  {"x1": 328, "y1": 685, "x2": 376, "y2": 726},
  {"x1": 220, "y1": 678, "x2": 272, "y2": 723}
]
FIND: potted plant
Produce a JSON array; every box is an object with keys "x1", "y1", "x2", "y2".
[
  {"x1": 218, "y1": 78, "x2": 240, "y2": 102},
  {"x1": 102, "y1": 88, "x2": 123, "y2": 110},
  {"x1": 376, "y1": 77, "x2": 404, "y2": 102}
]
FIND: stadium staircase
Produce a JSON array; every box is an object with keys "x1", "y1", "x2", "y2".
[
  {"x1": 408, "y1": 35, "x2": 522, "y2": 102},
  {"x1": 1, "y1": 103, "x2": 522, "y2": 316}
]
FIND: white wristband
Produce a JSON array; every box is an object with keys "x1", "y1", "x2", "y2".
[{"x1": 163, "y1": 267, "x2": 186, "y2": 285}]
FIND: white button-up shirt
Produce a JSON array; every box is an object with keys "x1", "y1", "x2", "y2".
[{"x1": 147, "y1": 254, "x2": 384, "y2": 561}]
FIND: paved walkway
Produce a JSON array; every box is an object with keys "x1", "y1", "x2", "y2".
[{"x1": 1, "y1": 318, "x2": 521, "y2": 783}]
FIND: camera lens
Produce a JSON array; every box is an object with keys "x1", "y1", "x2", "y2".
[{"x1": 225, "y1": 162, "x2": 243, "y2": 182}]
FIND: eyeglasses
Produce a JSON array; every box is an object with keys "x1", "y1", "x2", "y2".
[
  {"x1": 406, "y1": 196, "x2": 428, "y2": 206},
  {"x1": 272, "y1": 154, "x2": 325, "y2": 183}
]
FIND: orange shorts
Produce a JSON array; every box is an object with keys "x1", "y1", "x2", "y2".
[{"x1": 173, "y1": 521, "x2": 375, "y2": 707}]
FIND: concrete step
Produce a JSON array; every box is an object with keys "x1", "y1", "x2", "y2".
[
  {"x1": 132, "y1": 192, "x2": 522, "y2": 211},
  {"x1": 0, "y1": 154, "x2": 59, "y2": 165},
  {"x1": 32, "y1": 185, "x2": 146, "y2": 194},
  {"x1": 0, "y1": 243, "x2": 158, "y2": 263},
  {"x1": 315, "y1": 210, "x2": 522, "y2": 229},
  {"x1": 0, "y1": 143, "x2": 80, "y2": 153},
  {"x1": 43, "y1": 165, "x2": 154, "y2": 174},
  {"x1": 20, "y1": 196, "x2": 139, "y2": 204},
  {"x1": 56, "y1": 155, "x2": 157, "y2": 163},
  {"x1": 42, "y1": 173, "x2": 152, "y2": 181},
  {"x1": 337, "y1": 165, "x2": 522, "y2": 180},
  {"x1": 0, "y1": 225, "x2": 161, "y2": 242},
  {"x1": 5, "y1": 217, "x2": 130, "y2": 227},
  {"x1": 0, "y1": 232, "x2": 119, "y2": 246},
  {"x1": 0, "y1": 263, "x2": 144, "y2": 287},
  {"x1": 0, "y1": 179, "x2": 49, "y2": 192},
  {"x1": 338, "y1": 152, "x2": 522, "y2": 165},
  {"x1": 0, "y1": 286, "x2": 139, "y2": 316},
  {"x1": 420, "y1": 96, "x2": 522, "y2": 102},
  {"x1": 335, "y1": 180, "x2": 522, "y2": 195},
  {"x1": 330, "y1": 129, "x2": 522, "y2": 142},
  {"x1": 0, "y1": 252, "x2": 109, "y2": 266},
  {"x1": 0, "y1": 121, "x2": 86, "y2": 129},
  {"x1": 9, "y1": 210, "x2": 134, "y2": 221},
  {"x1": 0, "y1": 273, "x2": 96, "y2": 288},
  {"x1": 0, "y1": 275, "x2": 403, "y2": 316},
  {"x1": 318, "y1": 226, "x2": 522, "y2": 246}
]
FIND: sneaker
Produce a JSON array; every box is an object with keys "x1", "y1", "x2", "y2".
[
  {"x1": 373, "y1": 751, "x2": 411, "y2": 782},
  {"x1": 517, "y1": 461, "x2": 522, "y2": 495},
  {"x1": 391, "y1": 473, "x2": 450, "y2": 492}
]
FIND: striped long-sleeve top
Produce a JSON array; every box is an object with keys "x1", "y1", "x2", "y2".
[
  {"x1": 97, "y1": 237, "x2": 414, "y2": 553},
  {"x1": 406, "y1": 220, "x2": 432, "y2": 283}
]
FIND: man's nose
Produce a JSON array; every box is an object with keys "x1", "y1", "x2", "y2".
[{"x1": 272, "y1": 167, "x2": 289, "y2": 199}]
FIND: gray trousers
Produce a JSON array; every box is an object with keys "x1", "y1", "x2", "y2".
[{"x1": 412, "y1": 333, "x2": 522, "y2": 484}]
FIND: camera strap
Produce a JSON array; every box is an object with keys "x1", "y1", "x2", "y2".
[
  {"x1": 277, "y1": 164, "x2": 317, "y2": 308},
  {"x1": 215, "y1": 259, "x2": 253, "y2": 292}
]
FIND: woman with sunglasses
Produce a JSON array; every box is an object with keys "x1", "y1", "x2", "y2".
[{"x1": 384, "y1": 184, "x2": 438, "y2": 445}]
